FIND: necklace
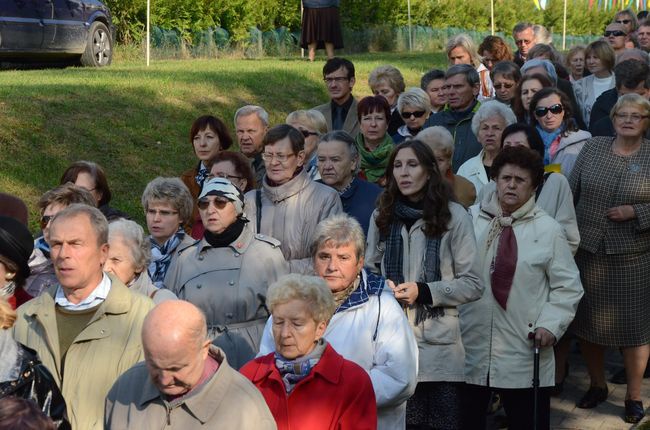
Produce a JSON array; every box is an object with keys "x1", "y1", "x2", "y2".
[{"x1": 337, "y1": 178, "x2": 354, "y2": 195}]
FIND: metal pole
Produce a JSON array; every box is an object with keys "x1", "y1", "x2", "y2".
[
  {"x1": 408, "y1": 0, "x2": 412, "y2": 51},
  {"x1": 300, "y1": 1, "x2": 304, "y2": 58},
  {"x1": 491, "y1": 0, "x2": 495, "y2": 36},
  {"x1": 562, "y1": 0, "x2": 567, "y2": 50},
  {"x1": 146, "y1": 0, "x2": 150, "y2": 66}
]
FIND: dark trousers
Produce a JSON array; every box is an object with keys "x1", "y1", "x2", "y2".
[{"x1": 461, "y1": 383, "x2": 551, "y2": 430}]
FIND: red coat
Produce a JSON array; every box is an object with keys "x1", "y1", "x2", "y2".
[{"x1": 241, "y1": 343, "x2": 377, "y2": 430}]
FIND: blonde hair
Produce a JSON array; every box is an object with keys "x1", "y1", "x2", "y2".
[
  {"x1": 397, "y1": 87, "x2": 432, "y2": 114},
  {"x1": 286, "y1": 110, "x2": 328, "y2": 135},
  {"x1": 267, "y1": 274, "x2": 336, "y2": 324},
  {"x1": 368, "y1": 65, "x2": 406, "y2": 94},
  {"x1": 610, "y1": 93, "x2": 650, "y2": 124},
  {"x1": 446, "y1": 34, "x2": 481, "y2": 68},
  {"x1": 0, "y1": 298, "x2": 16, "y2": 329},
  {"x1": 416, "y1": 126, "x2": 454, "y2": 159}
]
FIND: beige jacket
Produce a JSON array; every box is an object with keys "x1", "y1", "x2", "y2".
[
  {"x1": 12, "y1": 275, "x2": 154, "y2": 430},
  {"x1": 244, "y1": 168, "x2": 342, "y2": 274},
  {"x1": 365, "y1": 202, "x2": 483, "y2": 382},
  {"x1": 104, "y1": 346, "x2": 276, "y2": 429},
  {"x1": 461, "y1": 195, "x2": 583, "y2": 389}
]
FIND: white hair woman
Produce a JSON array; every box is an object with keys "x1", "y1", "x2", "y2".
[
  {"x1": 286, "y1": 109, "x2": 328, "y2": 180},
  {"x1": 242, "y1": 274, "x2": 377, "y2": 429},
  {"x1": 105, "y1": 219, "x2": 177, "y2": 304},
  {"x1": 368, "y1": 65, "x2": 407, "y2": 135},
  {"x1": 393, "y1": 87, "x2": 432, "y2": 144},
  {"x1": 446, "y1": 33, "x2": 494, "y2": 101},
  {"x1": 456, "y1": 101, "x2": 517, "y2": 199}
]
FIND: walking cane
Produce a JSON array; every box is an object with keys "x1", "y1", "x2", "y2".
[{"x1": 528, "y1": 331, "x2": 540, "y2": 430}]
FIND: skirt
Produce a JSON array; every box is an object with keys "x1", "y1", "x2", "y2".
[
  {"x1": 300, "y1": 7, "x2": 344, "y2": 50},
  {"x1": 571, "y1": 248, "x2": 650, "y2": 347}
]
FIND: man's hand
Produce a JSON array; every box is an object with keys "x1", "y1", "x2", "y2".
[{"x1": 387, "y1": 279, "x2": 419, "y2": 305}]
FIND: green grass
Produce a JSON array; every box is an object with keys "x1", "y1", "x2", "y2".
[{"x1": 0, "y1": 49, "x2": 447, "y2": 231}]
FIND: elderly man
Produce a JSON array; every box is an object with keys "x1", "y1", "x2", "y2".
[
  {"x1": 512, "y1": 22, "x2": 536, "y2": 66},
  {"x1": 235, "y1": 105, "x2": 269, "y2": 186},
  {"x1": 13, "y1": 204, "x2": 154, "y2": 430},
  {"x1": 313, "y1": 57, "x2": 360, "y2": 136},
  {"x1": 105, "y1": 301, "x2": 275, "y2": 429},
  {"x1": 426, "y1": 64, "x2": 482, "y2": 172},
  {"x1": 605, "y1": 22, "x2": 630, "y2": 56},
  {"x1": 638, "y1": 23, "x2": 650, "y2": 52}
]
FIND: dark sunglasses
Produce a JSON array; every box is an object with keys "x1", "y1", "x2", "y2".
[
  {"x1": 39, "y1": 215, "x2": 54, "y2": 230},
  {"x1": 604, "y1": 30, "x2": 626, "y2": 37},
  {"x1": 534, "y1": 103, "x2": 564, "y2": 117},
  {"x1": 300, "y1": 129, "x2": 319, "y2": 138},
  {"x1": 401, "y1": 110, "x2": 426, "y2": 119},
  {"x1": 197, "y1": 197, "x2": 229, "y2": 210}
]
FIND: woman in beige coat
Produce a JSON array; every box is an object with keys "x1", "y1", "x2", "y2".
[{"x1": 365, "y1": 140, "x2": 482, "y2": 430}]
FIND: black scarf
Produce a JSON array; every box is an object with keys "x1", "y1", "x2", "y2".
[{"x1": 204, "y1": 218, "x2": 246, "y2": 248}]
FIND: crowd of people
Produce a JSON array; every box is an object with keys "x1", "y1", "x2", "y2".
[{"x1": 0, "y1": 9, "x2": 650, "y2": 430}]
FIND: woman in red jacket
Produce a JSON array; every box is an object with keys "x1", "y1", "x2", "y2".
[{"x1": 241, "y1": 274, "x2": 377, "y2": 430}]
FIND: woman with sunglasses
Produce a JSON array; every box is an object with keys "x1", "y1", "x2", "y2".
[
  {"x1": 529, "y1": 87, "x2": 591, "y2": 177},
  {"x1": 355, "y1": 95, "x2": 395, "y2": 186},
  {"x1": 491, "y1": 61, "x2": 521, "y2": 107},
  {"x1": 392, "y1": 88, "x2": 431, "y2": 145},
  {"x1": 164, "y1": 177, "x2": 288, "y2": 370},
  {"x1": 572, "y1": 40, "x2": 616, "y2": 128},
  {"x1": 286, "y1": 109, "x2": 328, "y2": 180}
]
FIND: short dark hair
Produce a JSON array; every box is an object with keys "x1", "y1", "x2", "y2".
[
  {"x1": 59, "y1": 161, "x2": 111, "y2": 207},
  {"x1": 38, "y1": 183, "x2": 96, "y2": 213},
  {"x1": 323, "y1": 57, "x2": 355, "y2": 79},
  {"x1": 529, "y1": 87, "x2": 578, "y2": 133},
  {"x1": 500, "y1": 123, "x2": 545, "y2": 160},
  {"x1": 491, "y1": 146, "x2": 545, "y2": 189},
  {"x1": 357, "y1": 95, "x2": 391, "y2": 121},
  {"x1": 445, "y1": 64, "x2": 480, "y2": 87},
  {"x1": 615, "y1": 59, "x2": 650, "y2": 90},
  {"x1": 189, "y1": 115, "x2": 233, "y2": 151},
  {"x1": 420, "y1": 69, "x2": 446, "y2": 90},
  {"x1": 491, "y1": 61, "x2": 522, "y2": 82},
  {"x1": 263, "y1": 124, "x2": 305, "y2": 154},
  {"x1": 207, "y1": 151, "x2": 256, "y2": 193},
  {"x1": 0, "y1": 396, "x2": 56, "y2": 430}
]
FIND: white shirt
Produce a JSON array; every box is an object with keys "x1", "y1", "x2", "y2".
[{"x1": 55, "y1": 273, "x2": 111, "y2": 310}]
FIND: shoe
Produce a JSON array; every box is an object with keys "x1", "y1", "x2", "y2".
[
  {"x1": 624, "y1": 399, "x2": 645, "y2": 424},
  {"x1": 577, "y1": 386, "x2": 608, "y2": 409}
]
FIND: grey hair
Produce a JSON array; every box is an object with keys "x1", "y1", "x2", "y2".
[
  {"x1": 397, "y1": 87, "x2": 432, "y2": 114},
  {"x1": 520, "y1": 58, "x2": 558, "y2": 85},
  {"x1": 108, "y1": 219, "x2": 151, "y2": 272},
  {"x1": 310, "y1": 214, "x2": 366, "y2": 260},
  {"x1": 446, "y1": 33, "x2": 482, "y2": 68},
  {"x1": 512, "y1": 21, "x2": 534, "y2": 37},
  {"x1": 51, "y1": 203, "x2": 108, "y2": 246},
  {"x1": 267, "y1": 274, "x2": 337, "y2": 324},
  {"x1": 416, "y1": 126, "x2": 455, "y2": 158},
  {"x1": 141, "y1": 177, "x2": 193, "y2": 225},
  {"x1": 471, "y1": 100, "x2": 517, "y2": 136},
  {"x1": 234, "y1": 105, "x2": 269, "y2": 127},
  {"x1": 610, "y1": 93, "x2": 650, "y2": 124},
  {"x1": 617, "y1": 48, "x2": 650, "y2": 65},
  {"x1": 527, "y1": 44, "x2": 563, "y2": 63},
  {"x1": 445, "y1": 64, "x2": 480, "y2": 87},
  {"x1": 533, "y1": 24, "x2": 553, "y2": 44},
  {"x1": 318, "y1": 130, "x2": 360, "y2": 174},
  {"x1": 286, "y1": 109, "x2": 328, "y2": 135}
]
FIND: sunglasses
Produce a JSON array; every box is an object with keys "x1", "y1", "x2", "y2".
[
  {"x1": 300, "y1": 129, "x2": 319, "y2": 138},
  {"x1": 494, "y1": 83, "x2": 514, "y2": 90},
  {"x1": 604, "y1": 30, "x2": 626, "y2": 37},
  {"x1": 534, "y1": 103, "x2": 564, "y2": 117},
  {"x1": 401, "y1": 110, "x2": 426, "y2": 119},
  {"x1": 40, "y1": 215, "x2": 54, "y2": 230},
  {"x1": 197, "y1": 197, "x2": 229, "y2": 210}
]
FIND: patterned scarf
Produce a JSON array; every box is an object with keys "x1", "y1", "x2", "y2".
[
  {"x1": 383, "y1": 200, "x2": 444, "y2": 323},
  {"x1": 354, "y1": 133, "x2": 394, "y2": 183},
  {"x1": 275, "y1": 339, "x2": 328, "y2": 394},
  {"x1": 0, "y1": 330, "x2": 20, "y2": 383},
  {"x1": 194, "y1": 161, "x2": 209, "y2": 188},
  {"x1": 536, "y1": 125, "x2": 563, "y2": 165},
  {"x1": 35, "y1": 235, "x2": 50, "y2": 258},
  {"x1": 148, "y1": 228, "x2": 185, "y2": 287}
]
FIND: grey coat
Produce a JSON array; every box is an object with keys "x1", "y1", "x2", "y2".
[{"x1": 164, "y1": 225, "x2": 288, "y2": 369}]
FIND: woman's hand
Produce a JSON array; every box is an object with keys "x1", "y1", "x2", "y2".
[
  {"x1": 606, "y1": 205, "x2": 636, "y2": 222},
  {"x1": 387, "y1": 280, "x2": 419, "y2": 305},
  {"x1": 533, "y1": 327, "x2": 556, "y2": 348}
]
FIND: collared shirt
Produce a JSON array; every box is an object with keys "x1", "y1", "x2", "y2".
[
  {"x1": 331, "y1": 96, "x2": 353, "y2": 131},
  {"x1": 55, "y1": 273, "x2": 111, "y2": 310}
]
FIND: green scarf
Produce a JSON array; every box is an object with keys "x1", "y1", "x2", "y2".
[{"x1": 354, "y1": 133, "x2": 394, "y2": 184}]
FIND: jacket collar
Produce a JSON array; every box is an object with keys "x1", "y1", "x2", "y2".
[
  {"x1": 556, "y1": 129, "x2": 591, "y2": 152},
  {"x1": 196, "y1": 224, "x2": 254, "y2": 255},
  {"x1": 262, "y1": 168, "x2": 312, "y2": 203}
]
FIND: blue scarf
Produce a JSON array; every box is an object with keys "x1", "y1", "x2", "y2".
[
  {"x1": 275, "y1": 339, "x2": 327, "y2": 393},
  {"x1": 194, "y1": 162, "x2": 209, "y2": 188},
  {"x1": 148, "y1": 229, "x2": 185, "y2": 288},
  {"x1": 536, "y1": 125, "x2": 563, "y2": 165},
  {"x1": 35, "y1": 235, "x2": 50, "y2": 258}
]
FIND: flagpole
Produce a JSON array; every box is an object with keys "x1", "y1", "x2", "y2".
[
  {"x1": 491, "y1": 0, "x2": 495, "y2": 36},
  {"x1": 146, "y1": 0, "x2": 150, "y2": 66},
  {"x1": 562, "y1": 0, "x2": 567, "y2": 50},
  {"x1": 408, "y1": 0, "x2": 413, "y2": 52}
]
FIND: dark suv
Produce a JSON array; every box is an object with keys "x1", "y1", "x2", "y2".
[{"x1": 0, "y1": 0, "x2": 113, "y2": 67}]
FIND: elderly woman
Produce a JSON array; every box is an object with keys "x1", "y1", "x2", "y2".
[
  {"x1": 569, "y1": 94, "x2": 650, "y2": 423},
  {"x1": 565, "y1": 45, "x2": 586, "y2": 83},
  {"x1": 317, "y1": 131, "x2": 382, "y2": 236},
  {"x1": 60, "y1": 160, "x2": 129, "y2": 220},
  {"x1": 530, "y1": 87, "x2": 592, "y2": 177},
  {"x1": 491, "y1": 61, "x2": 521, "y2": 107},
  {"x1": 260, "y1": 214, "x2": 417, "y2": 429},
  {"x1": 245, "y1": 124, "x2": 342, "y2": 274},
  {"x1": 392, "y1": 87, "x2": 431, "y2": 144},
  {"x1": 478, "y1": 35, "x2": 513, "y2": 71},
  {"x1": 0, "y1": 216, "x2": 33, "y2": 310},
  {"x1": 447, "y1": 33, "x2": 494, "y2": 101},
  {"x1": 572, "y1": 40, "x2": 616, "y2": 127},
  {"x1": 141, "y1": 177, "x2": 195, "y2": 288},
  {"x1": 368, "y1": 65, "x2": 407, "y2": 135},
  {"x1": 105, "y1": 219, "x2": 176, "y2": 304},
  {"x1": 457, "y1": 101, "x2": 517, "y2": 198},
  {"x1": 179, "y1": 115, "x2": 233, "y2": 238},
  {"x1": 208, "y1": 150, "x2": 256, "y2": 193},
  {"x1": 286, "y1": 109, "x2": 328, "y2": 180},
  {"x1": 366, "y1": 140, "x2": 482, "y2": 429},
  {"x1": 513, "y1": 73, "x2": 553, "y2": 123},
  {"x1": 461, "y1": 146, "x2": 583, "y2": 429},
  {"x1": 355, "y1": 95, "x2": 395, "y2": 186},
  {"x1": 420, "y1": 69, "x2": 447, "y2": 113},
  {"x1": 242, "y1": 274, "x2": 377, "y2": 430},
  {"x1": 416, "y1": 126, "x2": 476, "y2": 208},
  {"x1": 166, "y1": 177, "x2": 288, "y2": 369}
]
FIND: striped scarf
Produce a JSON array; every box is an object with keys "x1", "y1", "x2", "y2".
[
  {"x1": 148, "y1": 229, "x2": 185, "y2": 287},
  {"x1": 275, "y1": 339, "x2": 327, "y2": 393}
]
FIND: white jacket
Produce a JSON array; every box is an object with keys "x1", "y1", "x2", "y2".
[
  {"x1": 456, "y1": 150, "x2": 489, "y2": 201},
  {"x1": 259, "y1": 271, "x2": 418, "y2": 430}
]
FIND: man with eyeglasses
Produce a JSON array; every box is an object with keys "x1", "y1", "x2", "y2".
[
  {"x1": 313, "y1": 57, "x2": 360, "y2": 137},
  {"x1": 512, "y1": 22, "x2": 536, "y2": 66},
  {"x1": 604, "y1": 23, "x2": 629, "y2": 56},
  {"x1": 235, "y1": 105, "x2": 270, "y2": 187},
  {"x1": 425, "y1": 64, "x2": 483, "y2": 172}
]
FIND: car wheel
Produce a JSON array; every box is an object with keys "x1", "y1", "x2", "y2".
[{"x1": 80, "y1": 21, "x2": 112, "y2": 67}]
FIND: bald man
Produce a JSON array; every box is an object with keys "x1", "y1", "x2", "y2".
[{"x1": 105, "y1": 301, "x2": 276, "y2": 429}]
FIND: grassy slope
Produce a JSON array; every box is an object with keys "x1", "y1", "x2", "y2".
[{"x1": 0, "y1": 51, "x2": 446, "y2": 231}]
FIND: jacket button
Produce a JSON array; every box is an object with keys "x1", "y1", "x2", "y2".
[
  {"x1": 100, "y1": 329, "x2": 105, "y2": 334},
  {"x1": 228, "y1": 280, "x2": 235, "y2": 286},
  {"x1": 234, "y1": 253, "x2": 240, "y2": 258},
  {"x1": 445, "y1": 287, "x2": 451, "y2": 293},
  {"x1": 197, "y1": 284, "x2": 202, "y2": 289},
  {"x1": 198, "y1": 255, "x2": 204, "y2": 261},
  {"x1": 528, "y1": 323, "x2": 533, "y2": 327}
]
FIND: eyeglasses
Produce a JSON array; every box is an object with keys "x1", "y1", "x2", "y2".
[
  {"x1": 494, "y1": 83, "x2": 514, "y2": 90},
  {"x1": 40, "y1": 215, "x2": 54, "y2": 230},
  {"x1": 401, "y1": 110, "x2": 426, "y2": 119},
  {"x1": 534, "y1": 103, "x2": 564, "y2": 117},
  {"x1": 615, "y1": 19, "x2": 631, "y2": 25},
  {"x1": 146, "y1": 209, "x2": 179, "y2": 217},
  {"x1": 208, "y1": 172, "x2": 243, "y2": 181},
  {"x1": 604, "y1": 30, "x2": 626, "y2": 37},
  {"x1": 515, "y1": 39, "x2": 532, "y2": 46},
  {"x1": 614, "y1": 113, "x2": 649, "y2": 123},
  {"x1": 323, "y1": 77, "x2": 349, "y2": 84},
  {"x1": 197, "y1": 197, "x2": 230, "y2": 210},
  {"x1": 261, "y1": 152, "x2": 296, "y2": 163},
  {"x1": 300, "y1": 129, "x2": 319, "y2": 138}
]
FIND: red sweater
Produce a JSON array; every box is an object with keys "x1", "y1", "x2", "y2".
[{"x1": 241, "y1": 344, "x2": 377, "y2": 430}]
